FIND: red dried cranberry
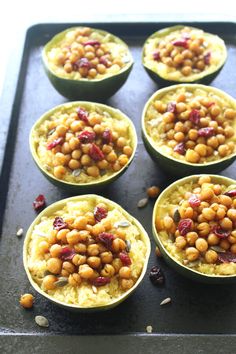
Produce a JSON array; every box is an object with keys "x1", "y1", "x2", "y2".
[
  {"x1": 198, "y1": 127, "x2": 215, "y2": 138},
  {"x1": 153, "y1": 51, "x2": 160, "y2": 61},
  {"x1": 102, "y1": 129, "x2": 112, "y2": 144},
  {"x1": 204, "y1": 52, "x2": 211, "y2": 65},
  {"x1": 172, "y1": 39, "x2": 188, "y2": 48},
  {"x1": 33, "y1": 194, "x2": 46, "y2": 210},
  {"x1": 119, "y1": 251, "x2": 132, "y2": 266},
  {"x1": 224, "y1": 190, "x2": 236, "y2": 197},
  {"x1": 189, "y1": 109, "x2": 200, "y2": 125},
  {"x1": 174, "y1": 142, "x2": 186, "y2": 155},
  {"x1": 167, "y1": 102, "x2": 176, "y2": 113},
  {"x1": 205, "y1": 101, "x2": 215, "y2": 108},
  {"x1": 77, "y1": 107, "x2": 89, "y2": 123},
  {"x1": 178, "y1": 218, "x2": 193, "y2": 236},
  {"x1": 83, "y1": 40, "x2": 101, "y2": 46},
  {"x1": 218, "y1": 252, "x2": 236, "y2": 263},
  {"x1": 97, "y1": 232, "x2": 115, "y2": 249},
  {"x1": 99, "y1": 56, "x2": 109, "y2": 67},
  {"x1": 188, "y1": 194, "x2": 201, "y2": 208},
  {"x1": 53, "y1": 217, "x2": 68, "y2": 231},
  {"x1": 46, "y1": 137, "x2": 63, "y2": 150},
  {"x1": 149, "y1": 266, "x2": 165, "y2": 285},
  {"x1": 94, "y1": 206, "x2": 107, "y2": 222},
  {"x1": 78, "y1": 57, "x2": 91, "y2": 69},
  {"x1": 89, "y1": 143, "x2": 104, "y2": 161},
  {"x1": 92, "y1": 277, "x2": 111, "y2": 286},
  {"x1": 212, "y1": 225, "x2": 230, "y2": 239},
  {"x1": 60, "y1": 247, "x2": 76, "y2": 261},
  {"x1": 78, "y1": 130, "x2": 96, "y2": 143}
]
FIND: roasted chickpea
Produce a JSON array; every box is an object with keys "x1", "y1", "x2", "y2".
[
  {"x1": 42, "y1": 275, "x2": 57, "y2": 290},
  {"x1": 68, "y1": 273, "x2": 82, "y2": 286},
  {"x1": 195, "y1": 238, "x2": 208, "y2": 252},
  {"x1": 119, "y1": 266, "x2": 131, "y2": 279},
  {"x1": 20, "y1": 294, "x2": 34, "y2": 309},
  {"x1": 87, "y1": 244, "x2": 100, "y2": 256},
  {"x1": 50, "y1": 244, "x2": 62, "y2": 258},
  {"x1": 120, "y1": 278, "x2": 134, "y2": 290},
  {"x1": 205, "y1": 250, "x2": 218, "y2": 263},
  {"x1": 100, "y1": 251, "x2": 113, "y2": 263},
  {"x1": 175, "y1": 236, "x2": 187, "y2": 249},
  {"x1": 185, "y1": 247, "x2": 200, "y2": 261},
  {"x1": 47, "y1": 257, "x2": 62, "y2": 274},
  {"x1": 101, "y1": 264, "x2": 115, "y2": 277},
  {"x1": 79, "y1": 264, "x2": 94, "y2": 279}
]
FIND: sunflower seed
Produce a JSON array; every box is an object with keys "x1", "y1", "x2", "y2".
[
  {"x1": 16, "y1": 228, "x2": 23, "y2": 237},
  {"x1": 48, "y1": 128, "x2": 56, "y2": 136},
  {"x1": 173, "y1": 208, "x2": 181, "y2": 223},
  {"x1": 92, "y1": 286, "x2": 97, "y2": 294},
  {"x1": 114, "y1": 220, "x2": 130, "y2": 228},
  {"x1": 146, "y1": 325, "x2": 153, "y2": 333},
  {"x1": 54, "y1": 277, "x2": 68, "y2": 287},
  {"x1": 35, "y1": 315, "x2": 49, "y2": 328},
  {"x1": 34, "y1": 230, "x2": 48, "y2": 237},
  {"x1": 160, "y1": 297, "x2": 171, "y2": 306},
  {"x1": 125, "y1": 240, "x2": 131, "y2": 252},
  {"x1": 72, "y1": 168, "x2": 82, "y2": 177},
  {"x1": 137, "y1": 198, "x2": 148, "y2": 208}
]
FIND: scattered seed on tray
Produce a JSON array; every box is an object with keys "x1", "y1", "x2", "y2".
[
  {"x1": 35, "y1": 315, "x2": 49, "y2": 328},
  {"x1": 92, "y1": 286, "x2": 98, "y2": 294},
  {"x1": 146, "y1": 325, "x2": 153, "y2": 333},
  {"x1": 146, "y1": 186, "x2": 160, "y2": 199},
  {"x1": 155, "y1": 246, "x2": 162, "y2": 257},
  {"x1": 19, "y1": 293, "x2": 34, "y2": 309},
  {"x1": 16, "y1": 228, "x2": 23, "y2": 237},
  {"x1": 149, "y1": 266, "x2": 165, "y2": 285},
  {"x1": 160, "y1": 297, "x2": 171, "y2": 306},
  {"x1": 137, "y1": 198, "x2": 148, "y2": 208},
  {"x1": 33, "y1": 194, "x2": 46, "y2": 211}
]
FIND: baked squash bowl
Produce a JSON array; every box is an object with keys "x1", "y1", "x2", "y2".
[
  {"x1": 30, "y1": 101, "x2": 137, "y2": 192},
  {"x1": 23, "y1": 194, "x2": 151, "y2": 311},
  {"x1": 142, "y1": 84, "x2": 236, "y2": 176},
  {"x1": 153, "y1": 174, "x2": 236, "y2": 284},
  {"x1": 42, "y1": 26, "x2": 133, "y2": 101}
]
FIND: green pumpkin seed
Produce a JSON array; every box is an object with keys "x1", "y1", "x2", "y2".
[
  {"x1": 125, "y1": 240, "x2": 131, "y2": 252},
  {"x1": 210, "y1": 246, "x2": 226, "y2": 253},
  {"x1": 114, "y1": 220, "x2": 130, "y2": 228},
  {"x1": 54, "y1": 277, "x2": 68, "y2": 287},
  {"x1": 137, "y1": 198, "x2": 148, "y2": 208},
  {"x1": 72, "y1": 168, "x2": 82, "y2": 177},
  {"x1": 173, "y1": 208, "x2": 181, "y2": 223},
  {"x1": 35, "y1": 315, "x2": 49, "y2": 328}
]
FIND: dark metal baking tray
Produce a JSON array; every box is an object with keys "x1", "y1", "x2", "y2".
[{"x1": 1, "y1": 22, "x2": 236, "y2": 353}]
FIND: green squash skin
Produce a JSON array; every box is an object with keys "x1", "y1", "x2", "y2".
[
  {"x1": 43, "y1": 27, "x2": 133, "y2": 101},
  {"x1": 142, "y1": 84, "x2": 236, "y2": 177},
  {"x1": 152, "y1": 174, "x2": 236, "y2": 284},
  {"x1": 30, "y1": 101, "x2": 137, "y2": 193},
  {"x1": 23, "y1": 194, "x2": 151, "y2": 311},
  {"x1": 142, "y1": 25, "x2": 227, "y2": 86}
]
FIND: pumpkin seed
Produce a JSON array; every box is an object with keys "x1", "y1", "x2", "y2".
[
  {"x1": 146, "y1": 325, "x2": 153, "y2": 333},
  {"x1": 173, "y1": 208, "x2": 181, "y2": 223},
  {"x1": 210, "y1": 246, "x2": 226, "y2": 253},
  {"x1": 35, "y1": 315, "x2": 49, "y2": 328},
  {"x1": 54, "y1": 277, "x2": 68, "y2": 287},
  {"x1": 125, "y1": 240, "x2": 131, "y2": 252},
  {"x1": 72, "y1": 168, "x2": 82, "y2": 177},
  {"x1": 16, "y1": 228, "x2": 23, "y2": 237},
  {"x1": 137, "y1": 198, "x2": 148, "y2": 208},
  {"x1": 160, "y1": 297, "x2": 171, "y2": 306},
  {"x1": 187, "y1": 261, "x2": 199, "y2": 268},
  {"x1": 114, "y1": 220, "x2": 130, "y2": 228},
  {"x1": 48, "y1": 128, "x2": 56, "y2": 136}
]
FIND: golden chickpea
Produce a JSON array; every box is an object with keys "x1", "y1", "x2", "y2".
[
  {"x1": 194, "y1": 144, "x2": 207, "y2": 157},
  {"x1": 87, "y1": 166, "x2": 100, "y2": 177},
  {"x1": 220, "y1": 217, "x2": 233, "y2": 230},
  {"x1": 181, "y1": 66, "x2": 192, "y2": 76},
  {"x1": 123, "y1": 146, "x2": 133, "y2": 157},
  {"x1": 57, "y1": 229, "x2": 70, "y2": 243},
  {"x1": 175, "y1": 236, "x2": 187, "y2": 249},
  {"x1": 195, "y1": 238, "x2": 208, "y2": 252},
  {"x1": 112, "y1": 258, "x2": 123, "y2": 272},
  {"x1": 163, "y1": 112, "x2": 175, "y2": 123},
  {"x1": 91, "y1": 223, "x2": 105, "y2": 237},
  {"x1": 188, "y1": 129, "x2": 198, "y2": 141},
  {"x1": 200, "y1": 188, "x2": 214, "y2": 201},
  {"x1": 216, "y1": 207, "x2": 226, "y2": 220},
  {"x1": 101, "y1": 264, "x2": 115, "y2": 277},
  {"x1": 230, "y1": 244, "x2": 236, "y2": 254},
  {"x1": 64, "y1": 62, "x2": 73, "y2": 73},
  {"x1": 74, "y1": 243, "x2": 87, "y2": 254},
  {"x1": 119, "y1": 266, "x2": 131, "y2": 279},
  {"x1": 112, "y1": 238, "x2": 126, "y2": 253},
  {"x1": 202, "y1": 208, "x2": 216, "y2": 221},
  {"x1": 69, "y1": 137, "x2": 80, "y2": 151},
  {"x1": 70, "y1": 120, "x2": 83, "y2": 132},
  {"x1": 197, "y1": 222, "x2": 210, "y2": 237},
  {"x1": 176, "y1": 93, "x2": 186, "y2": 102},
  {"x1": 50, "y1": 244, "x2": 62, "y2": 258},
  {"x1": 56, "y1": 125, "x2": 67, "y2": 137},
  {"x1": 54, "y1": 152, "x2": 67, "y2": 166},
  {"x1": 101, "y1": 219, "x2": 112, "y2": 232},
  {"x1": 68, "y1": 273, "x2": 82, "y2": 286},
  {"x1": 185, "y1": 149, "x2": 200, "y2": 163},
  {"x1": 147, "y1": 186, "x2": 160, "y2": 198},
  {"x1": 213, "y1": 184, "x2": 222, "y2": 195},
  {"x1": 20, "y1": 294, "x2": 34, "y2": 309},
  {"x1": 68, "y1": 159, "x2": 80, "y2": 170},
  {"x1": 66, "y1": 230, "x2": 80, "y2": 245},
  {"x1": 71, "y1": 149, "x2": 82, "y2": 160},
  {"x1": 100, "y1": 251, "x2": 113, "y2": 264},
  {"x1": 106, "y1": 151, "x2": 117, "y2": 163},
  {"x1": 205, "y1": 250, "x2": 218, "y2": 264},
  {"x1": 228, "y1": 233, "x2": 236, "y2": 244},
  {"x1": 224, "y1": 109, "x2": 236, "y2": 120},
  {"x1": 48, "y1": 230, "x2": 58, "y2": 244},
  {"x1": 47, "y1": 257, "x2": 62, "y2": 274},
  {"x1": 218, "y1": 195, "x2": 232, "y2": 207},
  {"x1": 54, "y1": 166, "x2": 66, "y2": 179},
  {"x1": 62, "y1": 261, "x2": 75, "y2": 274},
  {"x1": 198, "y1": 176, "x2": 211, "y2": 185},
  {"x1": 163, "y1": 216, "x2": 174, "y2": 230},
  {"x1": 38, "y1": 240, "x2": 49, "y2": 254},
  {"x1": 42, "y1": 275, "x2": 57, "y2": 290},
  {"x1": 97, "y1": 159, "x2": 109, "y2": 169},
  {"x1": 118, "y1": 154, "x2": 129, "y2": 166},
  {"x1": 80, "y1": 154, "x2": 91, "y2": 166},
  {"x1": 120, "y1": 278, "x2": 134, "y2": 290},
  {"x1": 79, "y1": 264, "x2": 94, "y2": 279},
  {"x1": 219, "y1": 239, "x2": 230, "y2": 250},
  {"x1": 102, "y1": 144, "x2": 113, "y2": 154},
  {"x1": 227, "y1": 208, "x2": 236, "y2": 221},
  {"x1": 87, "y1": 243, "x2": 100, "y2": 256},
  {"x1": 207, "y1": 233, "x2": 220, "y2": 245},
  {"x1": 186, "y1": 232, "x2": 198, "y2": 246},
  {"x1": 72, "y1": 254, "x2": 87, "y2": 266},
  {"x1": 183, "y1": 207, "x2": 194, "y2": 219},
  {"x1": 185, "y1": 247, "x2": 200, "y2": 261},
  {"x1": 97, "y1": 64, "x2": 106, "y2": 74},
  {"x1": 87, "y1": 256, "x2": 101, "y2": 269},
  {"x1": 88, "y1": 114, "x2": 102, "y2": 126},
  {"x1": 218, "y1": 144, "x2": 229, "y2": 157}
]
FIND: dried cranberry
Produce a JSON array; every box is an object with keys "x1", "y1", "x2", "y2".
[
  {"x1": 188, "y1": 194, "x2": 201, "y2": 208},
  {"x1": 102, "y1": 129, "x2": 112, "y2": 144},
  {"x1": 224, "y1": 190, "x2": 236, "y2": 197},
  {"x1": 97, "y1": 232, "x2": 115, "y2": 249},
  {"x1": 78, "y1": 57, "x2": 91, "y2": 69},
  {"x1": 78, "y1": 130, "x2": 96, "y2": 143},
  {"x1": 89, "y1": 143, "x2": 104, "y2": 161},
  {"x1": 46, "y1": 137, "x2": 63, "y2": 150},
  {"x1": 60, "y1": 247, "x2": 76, "y2": 261},
  {"x1": 212, "y1": 225, "x2": 230, "y2": 239},
  {"x1": 218, "y1": 252, "x2": 236, "y2": 263},
  {"x1": 149, "y1": 266, "x2": 165, "y2": 285},
  {"x1": 205, "y1": 101, "x2": 215, "y2": 108},
  {"x1": 99, "y1": 56, "x2": 109, "y2": 67},
  {"x1": 167, "y1": 102, "x2": 176, "y2": 113},
  {"x1": 53, "y1": 217, "x2": 68, "y2": 231},
  {"x1": 198, "y1": 127, "x2": 215, "y2": 138},
  {"x1": 174, "y1": 142, "x2": 186, "y2": 155},
  {"x1": 189, "y1": 109, "x2": 200, "y2": 125},
  {"x1": 94, "y1": 206, "x2": 107, "y2": 222},
  {"x1": 204, "y1": 52, "x2": 211, "y2": 65},
  {"x1": 178, "y1": 218, "x2": 193, "y2": 236},
  {"x1": 83, "y1": 40, "x2": 101, "y2": 46},
  {"x1": 153, "y1": 51, "x2": 160, "y2": 61},
  {"x1": 77, "y1": 107, "x2": 89, "y2": 124},
  {"x1": 119, "y1": 251, "x2": 132, "y2": 266},
  {"x1": 33, "y1": 194, "x2": 46, "y2": 210},
  {"x1": 92, "y1": 277, "x2": 111, "y2": 286},
  {"x1": 172, "y1": 39, "x2": 188, "y2": 48}
]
